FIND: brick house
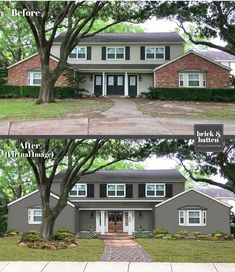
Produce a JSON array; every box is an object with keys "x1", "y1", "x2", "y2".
[{"x1": 7, "y1": 33, "x2": 231, "y2": 96}]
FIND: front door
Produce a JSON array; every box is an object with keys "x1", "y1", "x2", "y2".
[
  {"x1": 107, "y1": 75, "x2": 124, "y2": 95},
  {"x1": 108, "y1": 211, "x2": 123, "y2": 233},
  {"x1": 94, "y1": 75, "x2": 103, "y2": 96},
  {"x1": 128, "y1": 75, "x2": 137, "y2": 97}
]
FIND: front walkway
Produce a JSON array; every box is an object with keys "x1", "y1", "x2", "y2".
[
  {"x1": 101, "y1": 236, "x2": 152, "y2": 262},
  {"x1": 0, "y1": 262, "x2": 234, "y2": 272}
]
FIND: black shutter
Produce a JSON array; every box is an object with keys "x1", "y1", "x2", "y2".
[
  {"x1": 87, "y1": 46, "x2": 91, "y2": 60},
  {"x1": 126, "y1": 184, "x2": 133, "y2": 198},
  {"x1": 125, "y1": 46, "x2": 130, "y2": 60},
  {"x1": 102, "y1": 47, "x2": 106, "y2": 60},
  {"x1": 140, "y1": 46, "x2": 145, "y2": 60},
  {"x1": 87, "y1": 184, "x2": 94, "y2": 197},
  {"x1": 166, "y1": 184, "x2": 173, "y2": 198},
  {"x1": 100, "y1": 184, "x2": 107, "y2": 197},
  {"x1": 165, "y1": 46, "x2": 170, "y2": 60},
  {"x1": 138, "y1": 184, "x2": 145, "y2": 198}
]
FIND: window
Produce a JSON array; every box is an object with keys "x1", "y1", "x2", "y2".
[
  {"x1": 28, "y1": 209, "x2": 42, "y2": 224},
  {"x1": 145, "y1": 184, "x2": 165, "y2": 197},
  {"x1": 178, "y1": 73, "x2": 206, "y2": 88},
  {"x1": 179, "y1": 210, "x2": 207, "y2": 226},
  {"x1": 69, "y1": 184, "x2": 87, "y2": 197},
  {"x1": 107, "y1": 184, "x2": 126, "y2": 197},
  {"x1": 146, "y1": 47, "x2": 165, "y2": 59},
  {"x1": 69, "y1": 47, "x2": 87, "y2": 59},
  {"x1": 28, "y1": 71, "x2": 42, "y2": 86},
  {"x1": 107, "y1": 47, "x2": 125, "y2": 60}
]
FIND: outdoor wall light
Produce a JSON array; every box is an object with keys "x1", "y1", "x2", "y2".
[
  {"x1": 90, "y1": 211, "x2": 94, "y2": 218},
  {"x1": 139, "y1": 211, "x2": 142, "y2": 217},
  {"x1": 90, "y1": 74, "x2": 93, "y2": 81},
  {"x1": 139, "y1": 74, "x2": 142, "y2": 81}
]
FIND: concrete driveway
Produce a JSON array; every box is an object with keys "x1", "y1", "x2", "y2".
[
  {"x1": 0, "y1": 262, "x2": 234, "y2": 272},
  {"x1": 0, "y1": 98, "x2": 235, "y2": 136}
]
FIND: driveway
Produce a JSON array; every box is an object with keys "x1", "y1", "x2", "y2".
[{"x1": 0, "y1": 98, "x2": 235, "y2": 135}]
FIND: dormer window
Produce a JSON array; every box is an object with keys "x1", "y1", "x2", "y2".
[
  {"x1": 69, "y1": 183, "x2": 87, "y2": 197},
  {"x1": 107, "y1": 184, "x2": 126, "y2": 197},
  {"x1": 69, "y1": 47, "x2": 87, "y2": 59},
  {"x1": 145, "y1": 184, "x2": 165, "y2": 197}
]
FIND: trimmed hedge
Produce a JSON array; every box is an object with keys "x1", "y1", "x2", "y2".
[
  {"x1": 76, "y1": 231, "x2": 100, "y2": 239},
  {"x1": 0, "y1": 85, "x2": 88, "y2": 98},
  {"x1": 133, "y1": 231, "x2": 153, "y2": 238},
  {"x1": 142, "y1": 87, "x2": 235, "y2": 102}
]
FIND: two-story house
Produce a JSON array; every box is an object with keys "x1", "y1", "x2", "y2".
[
  {"x1": 7, "y1": 170, "x2": 231, "y2": 235},
  {"x1": 7, "y1": 32, "x2": 231, "y2": 94}
]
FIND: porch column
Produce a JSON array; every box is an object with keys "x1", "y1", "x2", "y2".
[
  {"x1": 102, "y1": 72, "x2": 106, "y2": 96},
  {"x1": 100, "y1": 210, "x2": 105, "y2": 234},
  {"x1": 124, "y1": 72, "x2": 128, "y2": 96}
]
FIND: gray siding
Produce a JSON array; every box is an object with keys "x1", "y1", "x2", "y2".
[
  {"x1": 154, "y1": 190, "x2": 231, "y2": 234},
  {"x1": 77, "y1": 210, "x2": 96, "y2": 232},
  {"x1": 135, "y1": 210, "x2": 153, "y2": 231},
  {"x1": 7, "y1": 191, "x2": 75, "y2": 232}
]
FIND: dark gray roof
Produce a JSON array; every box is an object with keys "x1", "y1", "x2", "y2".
[
  {"x1": 199, "y1": 50, "x2": 235, "y2": 61},
  {"x1": 54, "y1": 32, "x2": 185, "y2": 43},
  {"x1": 55, "y1": 169, "x2": 186, "y2": 183},
  {"x1": 199, "y1": 188, "x2": 235, "y2": 198},
  {"x1": 70, "y1": 64, "x2": 159, "y2": 71}
]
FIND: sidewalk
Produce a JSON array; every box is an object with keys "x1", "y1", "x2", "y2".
[
  {"x1": 0, "y1": 262, "x2": 235, "y2": 272},
  {"x1": 1, "y1": 117, "x2": 235, "y2": 135}
]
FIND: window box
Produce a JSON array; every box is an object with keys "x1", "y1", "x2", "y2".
[
  {"x1": 145, "y1": 184, "x2": 165, "y2": 197},
  {"x1": 69, "y1": 184, "x2": 87, "y2": 197},
  {"x1": 28, "y1": 209, "x2": 42, "y2": 224},
  {"x1": 107, "y1": 184, "x2": 126, "y2": 197}
]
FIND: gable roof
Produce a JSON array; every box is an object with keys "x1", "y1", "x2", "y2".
[
  {"x1": 155, "y1": 188, "x2": 231, "y2": 209},
  {"x1": 54, "y1": 32, "x2": 185, "y2": 44},
  {"x1": 8, "y1": 190, "x2": 75, "y2": 208},
  {"x1": 154, "y1": 50, "x2": 231, "y2": 72},
  {"x1": 198, "y1": 50, "x2": 235, "y2": 61},
  {"x1": 198, "y1": 188, "x2": 235, "y2": 199}
]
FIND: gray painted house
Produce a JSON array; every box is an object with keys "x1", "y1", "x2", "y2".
[{"x1": 7, "y1": 170, "x2": 231, "y2": 235}]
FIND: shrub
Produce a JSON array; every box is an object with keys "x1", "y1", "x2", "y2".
[
  {"x1": 153, "y1": 227, "x2": 169, "y2": 235},
  {"x1": 76, "y1": 232, "x2": 100, "y2": 239},
  {"x1": 178, "y1": 230, "x2": 189, "y2": 236},
  {"x1": 142, "y1": 87, "x2": 235, "y2": 102},
  {"x1": 21, "y1": 231, "x2": 41, "y2": 242},
  {"x1": 133, "y1": 231, "x2": 153, "y2": 238},
  {"x1": 54, "y1": 230, "x2": 76, "y2": 243}
]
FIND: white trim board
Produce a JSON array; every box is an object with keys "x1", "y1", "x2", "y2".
[
  {"x1": 79, "y1": 208, "x2": 152, "y2": 211},
  {"x1": 153, "y1": 50, "x2": 231, "y2": 72},
  {"x1": 8, "y1": 190, "x2": 75, "y2": 208},
  {"x1": 70, "y1": 199, "x2": 164, "y2": 203},
  {"x1": 154, "y1": 188, "x2": 231, "y2": 209}
]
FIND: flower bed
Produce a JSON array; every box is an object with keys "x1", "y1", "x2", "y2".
[
  {"x1": 76, "y1": 231, "x2": 101, "y2": 239},
  {"x1": 133, "y1": 231, "x2": 153, "y2": 238}
]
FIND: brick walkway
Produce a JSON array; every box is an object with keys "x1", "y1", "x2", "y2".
[{"x1": 101, "y1": 238, "x2": 152, "y2": 262}]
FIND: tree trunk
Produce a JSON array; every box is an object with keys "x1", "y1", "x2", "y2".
[
  {"x1": 37, "y1": 73, "x2": 57, "y2": 104},
  {"x1": 40, "y1": 212, "x2": 56, "y2": 240}
]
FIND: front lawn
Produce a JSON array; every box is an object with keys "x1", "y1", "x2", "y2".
[
  {"x1": 0, "y1": 237, "x2": 104, "y2": 261},
  {"x1": 0, "y1": 98, "x2": 113, "y2": 121},
  {"x1": 136, "y1": 239, "x2": 235, "y2": 262},
  {"x1": 135, "y1": 99, "x2": 235, "y2": 120}
]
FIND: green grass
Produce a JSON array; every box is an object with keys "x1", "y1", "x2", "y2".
[
  {"x1": 0, "y1": 98, "x2": 112, "y2": 121},
  {"x1": 0, "y1": 237, "x2": 104, "y2": 261},
  {"x1": 136, "y1": 239, "x2": 235, "y2": 262}
]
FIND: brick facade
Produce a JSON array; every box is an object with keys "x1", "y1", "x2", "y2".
[
  {"x1": 154, "y1": 52, "x2": 231, "y2": 88},
  {"x1": 7, "y1": 54, "x2": 68, "y2": 86}
]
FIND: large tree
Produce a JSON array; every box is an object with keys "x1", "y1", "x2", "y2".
[
  {"x1": 17, "y1": 139, "x2": 149, "y2": 240},
  {"x1": 17, "y1": 1, "x2": 151, "y2": 104},
  {"x1": 151, "y1": 1, "x2": 235, "y2": 55}
]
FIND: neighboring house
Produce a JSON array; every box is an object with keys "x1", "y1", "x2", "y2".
[
  {"x1": 7, "y1": 170, "x2": 231, "y2": 235},
  {"x1": 198, "y1": 188, "x2": 235, "y2": 214},
  {"x1": 199, "y1": 50, "x2": 235, "y2": 76},
  {"x1": 7, "y1": 32, "x2": 231, "y2": 97}
]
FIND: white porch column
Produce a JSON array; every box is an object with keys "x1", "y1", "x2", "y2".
[
  {"x1": 100, "y1": 210, "x2": 105, "y2": 234},
  {"x1": 128, "y1": 211, "x2": 135, "y2": 235},
  {"x1": 102, "y1": 72, "x2": 106, "y2": 96},
  {"x1": 124, "y1": 72, "x2": 128, "y2": 96}
]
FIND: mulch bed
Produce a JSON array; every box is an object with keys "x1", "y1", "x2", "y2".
[{"x1": 18, "y1": 240, "x2": 78, "y2": 250}]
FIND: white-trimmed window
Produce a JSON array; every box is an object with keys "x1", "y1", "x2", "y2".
[
  {"x1": 69, "y1": 47, "x2": 87, "y2": 59},
  {"x1": 28, "y1": 71, "x2": 42, "y2": 86},
  {"x1": 179, "y1": 210, "x2": 207, "y2": 226},
  {"x1": 69, "y1": 184, "x2": 87, "y2": 197},
  {"x1": 145, "y1": 184, "x2": 165, "y2": 197},
  {"x1": 107, "y1": 47, "x2": 125, "y2": 60},
  {"x1": 107, "y1": 184, "x2": 126, "y2": 197},
  {"x1": 28, "y1": 209, "x2": 42, "y2": 224},
  {"x1": 146, "y1": 47, "x2": 165, "y2": 59},
  {"x1": 178, "y1": 73, "x2": 206, "y2": 88}
]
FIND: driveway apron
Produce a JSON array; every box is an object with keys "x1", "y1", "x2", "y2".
[{"x1": 101, "y1": 237, "x2": 152, "y2": 262}]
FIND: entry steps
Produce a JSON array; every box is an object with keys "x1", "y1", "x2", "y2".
[{"x1": 100, "y1": 233, "x2": 133, "y2": 240}]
